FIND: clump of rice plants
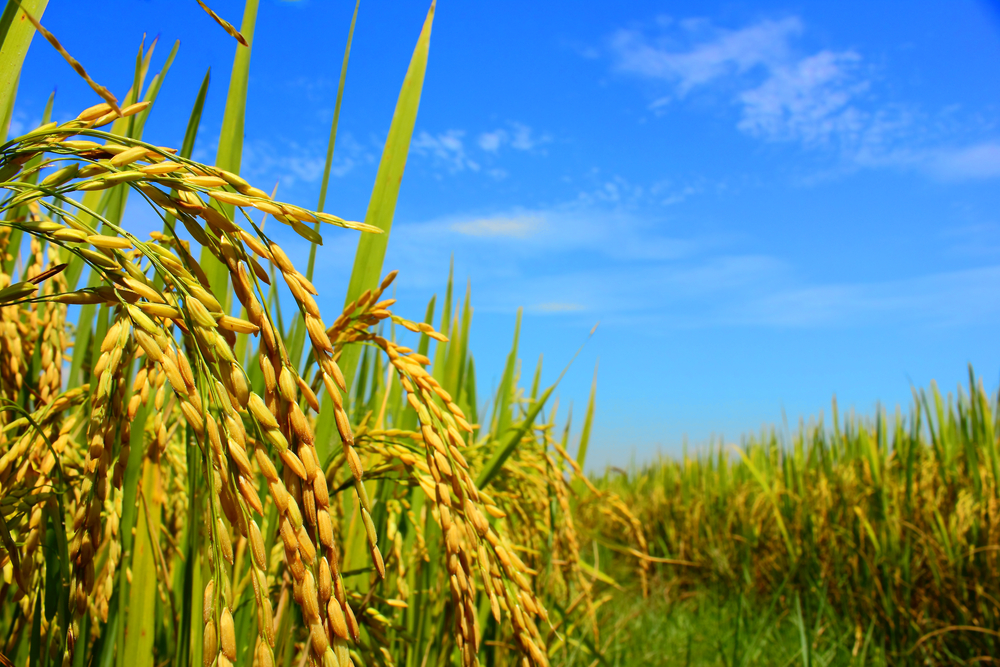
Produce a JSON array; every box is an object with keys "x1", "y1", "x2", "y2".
[
  {"x1": 0, "y1": 2, "x2": 616, "y2": 666},
  {"x1": 585, "y1": 369, "x2": 1000, "y2": 664}
]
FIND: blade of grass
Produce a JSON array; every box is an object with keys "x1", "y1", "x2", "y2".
[
  {"x1": 121, "y1": 458, "x2": 161, "y2": 667},
  {"x1": 316, "y1": 1, "x2": 435, "y2": 464},
  {"x1": 492, "y1": 307, "x2": 522, "y2": 437},
  {"x1": 115, "y1": 402, "x2": 149, "y2": 666},
  {"x1": 307, "y1": 0, "x2": 359, "y2": 279},
  {"x1": 793, "y1": 594, "x2": 810, "y2": 667},
  {"x1": 477, "y1": 384, "x2": 555, "y2": 489},
  {"x1": 432, "y1": 256, "x2": 454, "y2": 383},
  {"x1": 0, "y1": 0, "x2": 48, "y2": 137},
  {"x1": 576, "y1": 360, "x2": 598, "y2": 470},
  {"x1": 181, "y1": 69, "x2": 211, "y2": 160},
  {"x1": 129, "y1": 39, "x2": 179, "y2": 139},
  {"x1": 732, "y1": 444, "x2": 797, "y2": 560}
]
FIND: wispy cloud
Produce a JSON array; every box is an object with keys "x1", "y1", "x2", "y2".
[
  {"x1": 410, "y1": 122, "x2": 549, "y2": 179},
  {"x1": 611, "y1": 17, "x2": 802, "y2": 96},
  {"x1": 737, "y1": 50, "x2": 867, "y2": 145},
  {"x1": 610, "y1": 17, "x2": 871, "y2": 148},
  {"x1": 411, "y1": 129, "x2": 480, "y2": 173},
  {"x1": 926, "y1": 142, "x2": 1000, "y2": 180},
  {"x1": 386, "y1": 185, "x2": 1000, "y2": 330},
  {"x1": 606, "y1": 15, "x2": 1000, "y2": 180},
  {"x1": 477, "y1": 122, "x2": 547, "y2": 153},
  {"x1": 451, "y1": 215, "x2": 541, "y2": 238},
  {"x1": 239, "y1": 132, "x2": 374, "y2": 191},
  {"x1": 942, "y1": 222, "x2": 1000, "y2": 258},
  {"x1": 724, "y1": 266, "x2": 1000, "y2": 328},
  {"x1": 531, "y1": 302, "x2": 586, "y2": 314}
]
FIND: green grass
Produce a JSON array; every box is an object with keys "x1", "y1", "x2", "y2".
[{"x1": 555, "y1": 584, "x2": 891, "y2": 667}]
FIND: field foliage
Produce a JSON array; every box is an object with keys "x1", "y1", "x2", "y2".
[
  {"x1": 584, "y1": 370, "x2": 1000, "y2": 665},
  {"x1": 0, "y1": 3, "x2": 626, "y2": 667},
  {"x1": 0, "y1": 3, "x2": 995, "y2": 667}
]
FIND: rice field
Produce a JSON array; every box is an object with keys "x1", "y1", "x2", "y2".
[
  {"x1": 0, "y1": 2, "x2": 995, "y2": 666},
  {"x1": 581, "y1": 370, "x2": 1000, "y2": 665}
]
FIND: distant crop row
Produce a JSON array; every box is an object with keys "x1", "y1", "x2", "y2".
[{"x1": 584, "y1": 368, "x2": 1000, "y2": 664}]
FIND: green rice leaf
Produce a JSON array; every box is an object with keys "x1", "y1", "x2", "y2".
[
  {"x1": 576, "y1": 361, "x2": 598, "y2": 470},
  {"x1": 492, "y1": 307, "x2": 522, "y2": 438},
  {"x1": 0, "y1": 0, "x2": 48, "y2": 140},
  {"x1": 307, "y1": 0, "x2": 359, "y2": 281},
  {"x1": 316, "y1": 1, "x2": 434, "y2": 464},
  {"x1": 478, "y1": 384, "x2": 555, "y2": 489},
  {"x1": 121, "y1": 460, "x2": 161, "y2": 667}
]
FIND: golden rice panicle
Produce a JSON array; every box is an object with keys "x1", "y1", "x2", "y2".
[
  {"x1": 17, "y1": 7, "x2": 121, "y2": 117},
  {"x1": 228, "y1": 232, "x2": 375, "y2": 650},
  {"x1": 35, "y1": 243, "x2": 69, "y2": 406},
  {"x1": 70, "y1": 315, "x2": 131, "y2": 601},
  {"x1": 365, "y1": 329, "x2": 496, "y2": 665},
  {"x1": 223, "y1": 338, "x2": 339, "y2": 662}
]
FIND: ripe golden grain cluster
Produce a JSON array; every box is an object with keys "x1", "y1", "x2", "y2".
[{"x1": 0, "y1": 102, "x2": 622, "y2": 667}]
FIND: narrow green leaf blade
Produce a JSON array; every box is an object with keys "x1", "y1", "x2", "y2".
[
  {"x1": 340, "y1": 0, "x2": 435, "y2": 376},
  {"x1": 576, "y1": 360, "x2": 598, "y2": 470},
  {"x1": 182, "y1": 69, "x2": 212, "y2": 160},
  {"x1": 477, "y1": 384, "x2": 556, "y2": 489},
  {"x1": 121, "y1": 460, "x2": 160, "y2": 667},
  {"x1": 316, "y1": 1, "x2": 435, "y2": 464},
  {"x1": 0, "y1": 0, "x2": 48, "y2": 140},
  {"x1": 306, "y1": 0, "x2": 360, "y2": 281},
  {"x1": 492, "y1": 307, "x2": 522, "y2": 437}
]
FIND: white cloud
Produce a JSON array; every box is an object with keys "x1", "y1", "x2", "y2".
[
  {"x1": 412, "y1": 129, "x2": 480, "y2": 173},
  {"x1": 478, "y1": 130, "x2": 505, "y2": 152},
  {"x1": 532, "y1": 302, "x2": 586, "y2": 313},
  {"x1": 239, "y1": 132, "x2": 373, "y2": 191},
  {"x1": 610, "y1": 17, "x2": 870, "y2": 147},
  {"x1": 726, "y1": 266, "x2": 1000, "y2": 328},
  {"x1": 384, "y1": 187, "x2": 1000, "y2": 330},
  {"x1": 575, "y1": 175, "x2": 646, "y2": 206},
  {"x1": 611, "y1": 17, "x2": 801, "y2": 95},
  {"x1": 941, "y1": 223, "x2": 1000, "y2": 258},
  {"x1": 476, "y1": 122, "x2": 546, "y2": 154},
  {"x1": 451, "y1": 216, "x2": 541, "y2": 238},
  {"x1": 605, "y1": 16, "x2": 1000, "y2": 181},
  {"x1": 510, "y1": 123, "x2": 537, "y2": 150},
  {"x1": 926, "y1": 142, "x2": 1000, "y2": 180},
  {"x1": 845, "y1": 139, "x2": 1000, "y2": 182},
  {"x1": 737, "y1": 50, "x2": 867, "y2": 145}
]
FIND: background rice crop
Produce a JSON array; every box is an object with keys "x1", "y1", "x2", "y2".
[{"x1": 583, "y1": 369, "x2": 1000, "y2": 664}]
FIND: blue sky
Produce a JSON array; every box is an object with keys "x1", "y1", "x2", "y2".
[{"x1": 12, "y1": 1, "x2": 1000, "y2": 468}]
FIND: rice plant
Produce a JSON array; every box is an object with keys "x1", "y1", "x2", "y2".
[
  {"x1": 586, "y1": 368, "x2": 1000, "y2": 665},
  {"x1": 0, "y1": 2, "x2": 620, "y2": 666}
]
